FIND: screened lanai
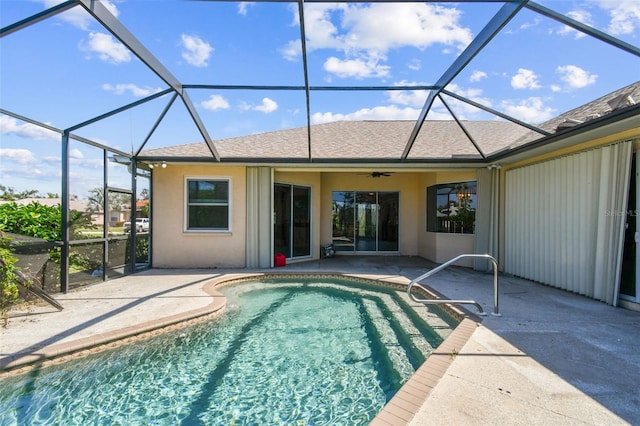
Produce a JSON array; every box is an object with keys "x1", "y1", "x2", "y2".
[{"x1": 1, "y1": 0, "x2": 639, "y2": 293}]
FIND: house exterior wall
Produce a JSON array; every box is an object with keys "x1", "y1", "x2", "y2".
[
  {"x1": 151, "y1": 166, "x2": 481, "y2": 268},
  {"x1": 152, "y1": 164, "x2": 247, "y2": 268}
]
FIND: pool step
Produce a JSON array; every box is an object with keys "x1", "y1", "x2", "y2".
[{"x1": 310, "y1": 283, "x2": 442, "y2": 377}]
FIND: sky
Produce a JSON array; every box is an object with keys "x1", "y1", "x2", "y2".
[{"x1": 0, "y1": 0, "x2": 639, "y2": 197}]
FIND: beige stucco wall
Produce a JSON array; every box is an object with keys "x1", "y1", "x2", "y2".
[
  {"x1": 418, "y1": 170, "x2": 478, "y2": 268},
  {"x1": 151, "y1": 165, "x2": 480, "y2": 268},
  {"x1": 152, "y1": 164, "x2": 247, "y2": 268},
  {"x1": 273, "y1": 171, "x2": 322, "y2": 261}
]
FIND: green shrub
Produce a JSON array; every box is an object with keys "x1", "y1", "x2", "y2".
[
  {"x1": 0, "y1": 237, "x2": 20, "y2": 326},
  {"x1": 0, "y1": 201, "x2": 96, "y2": 241},
  {"x1": 0, "y1": 201, "x2": 61, "y2": 241}
]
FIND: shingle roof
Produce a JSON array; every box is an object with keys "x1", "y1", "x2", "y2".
[
  {"x1": 142, "y1": 120, "x2": 530, "y2": 161},
  {"x1": 512, "y1": 80, "x2": 640, "y2": 148},
  {"x1": 141, "y1": 80, "x2": 639, "y2": 163}
]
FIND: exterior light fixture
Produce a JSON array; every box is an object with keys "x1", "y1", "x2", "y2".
[{"x1": 148, "y1": 161, "x2": 167, "y2": 169}]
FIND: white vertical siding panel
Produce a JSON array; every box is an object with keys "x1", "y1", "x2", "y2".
[{"x1": 505, "y1": 150, "x2": 596, "y2": 293}]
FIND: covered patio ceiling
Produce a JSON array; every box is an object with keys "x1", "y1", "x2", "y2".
[{"x1": 1, "y1": 0, "x2": 639, "y2": 167}]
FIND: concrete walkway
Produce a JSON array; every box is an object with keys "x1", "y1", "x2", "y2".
[{"x1": 2, "y1": 256, "x2": 639, "y2": 425}]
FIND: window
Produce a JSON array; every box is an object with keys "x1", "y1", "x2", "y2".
[
  {"x1": 186, "y1": 178, "x2": 230, "y2": 231},
  {"x1": 427, "y1": 181, "x2": 476, "y2": 234}
]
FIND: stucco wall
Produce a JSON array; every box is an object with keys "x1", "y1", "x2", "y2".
[
  {"x1": 151, "y1": 165, "x2": 479, "y2": 268},
  {"x1": 152, "y1": 165, "x2": 247, "y2": 268}
]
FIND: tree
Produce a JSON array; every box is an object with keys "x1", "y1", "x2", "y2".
[
  {"x1": 0, "y1": 185, "x2": 40, "y2": 201},
  {"x1": 86, "y1": 187, "x2": 130, "y2": 213}
]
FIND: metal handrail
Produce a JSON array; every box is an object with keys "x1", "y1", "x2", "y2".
[{"x1": 407, "y1": 254, "x2": 500, "y2": 317}]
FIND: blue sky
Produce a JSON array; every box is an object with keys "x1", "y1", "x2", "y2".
[{"x1": 1, "y1": 0, "x2": 639, "y2": 197}]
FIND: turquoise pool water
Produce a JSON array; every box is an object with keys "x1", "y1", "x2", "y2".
[{"x1": 0, "y1": 278, "x2": 457, "y2": 425}]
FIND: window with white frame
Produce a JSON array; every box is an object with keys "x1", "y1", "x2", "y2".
[{"x1": 185, "y1": 178, "x2": 230, "y2": 231}]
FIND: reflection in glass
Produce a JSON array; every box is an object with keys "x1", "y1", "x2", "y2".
[
  {"x1": 355, "y1": 192, "x2": 377, "y2": 252},
  {"x1": 274, "y1": 184, "x2": 311, "y2": 259},
  {"x1": 274, "y1": 184, "x2": 291, "y2": 258},
  {"x1": 332, "y1": 191, "x2": 355, "y2": 252},
  {"x1": 332, "y1": 191, "x2": 399, "y2": 252},
  {"x1": 187, "y1": 180, "x2": 229, "y2": 230},
  {"x1": 292, "y1": 186, "x2": 311, "y2": 258},
  {"x1": 427, "y1": 181, "x2": 477, "y2": 234},
  {"x1": 379, "y1": 192, "x2": 399, "y2": 251}
]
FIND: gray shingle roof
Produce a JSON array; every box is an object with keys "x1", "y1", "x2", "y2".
[
  {"x1": 141, "y1": 80, "x2": 639, "y2": 162},
  {"x1": 142, "y1": 120, "x2": 530, "y2": 161},
  {"x1": 512, "y1": 80, "x2": 640, "y2": 148}
]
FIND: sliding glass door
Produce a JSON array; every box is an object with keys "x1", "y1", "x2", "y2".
[
  {"x1": 332, "y1": 191, "x2": 399, "y2": 253},
  {"x1": 274, "y1": 183, "x2": 311, "y2": 259}
]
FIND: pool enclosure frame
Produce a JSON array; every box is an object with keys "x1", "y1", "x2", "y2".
[{"x1": 1, "y1": 0, "x2": 639, "y2": 293}]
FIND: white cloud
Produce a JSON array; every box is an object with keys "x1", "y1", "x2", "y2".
[
  {"x1": 324, "y1": 56, "x2": 390, "y2": 79},
  {"x1": 201, "y1": 95, "x2": 230, "y2": 111},
  {"x1": 387, "y1": 89, "x2": 428, "y2": 108},
  {"x1": 444, "y1": 83, "x2": 493, "y2": 109},
  {"x1": 0, "y1": 148, "x2": 38, "y2": 164},
  {"x1": 42, "y1": 0, "x2": 119, "y2": 30},
  {"x1": 595, "y1": 0, "x2": 640, "y2": 35},
  {"x1": 501, "y1": 97, "x2": 556, "y2": 123},
  {"x1": 239, "y1": 98, "x2": 278, "y2": 113},
  {"x1": 511, "y1": 68, "x2": 541, "y2": 90},
  {"x1": 181, "y1": 34, "x2": 213, "y2": 67},
  {"x1": 0, "y1": 115, "x2": 59, "y2": 141},
  {"x1": 83, "y1": 32, "x2": 131, "y2": 64},
  {"x1": 254, "y1": 98, "x2": 278, "y2": 113},
  {"x1": 69, "y1": 148, "x2": 84, "y2": 159},
  {"x1": 556, "y1": 65, "x2": 598, "y2": 88},
  {"x1": 238, "y1": 2, "x2": 255, "y2": 16},
  {"x1": 337, "y1": 4, "x2": 472, "y2": 52},
  {"x1": 102, "y1": 83, "x2": 163, "y2": 97},
  {"x1": 469, "y1": 71, "x2": 487, "y2": 83},
  {"x1": 283, "y1": 3, "x2": 473, "y2": 77},
  {"x1": 279, "y1": 40, "x2": 302, "y2": 62},
  {"x1": 311, "y1": 105, "x2": 421, "y2": 124},
  {"x1": 517, "y1": 17, "x2": 542, "y2": 32},
  {"x1": 556, "y1": 10, "x2": 592, "y2": 39},
  {"x1": 384, "y1": 81, "x2": 492, "y2": 120}
]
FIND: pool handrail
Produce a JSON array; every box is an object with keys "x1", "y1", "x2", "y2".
[{"x1": 407, "y1": 253, "x2": 501, "y2": 317}]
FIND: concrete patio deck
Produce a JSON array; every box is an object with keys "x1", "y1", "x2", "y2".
[{"x1": 2, "y1": 256, "x2": 639, "y2": 425}]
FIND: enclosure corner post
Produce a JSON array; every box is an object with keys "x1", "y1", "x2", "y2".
[{"x1": 61, "y1": 131, "x2": 70, "y2": 293}]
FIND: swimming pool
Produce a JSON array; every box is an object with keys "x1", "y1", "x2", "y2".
[{"x1": 0, "y1": 277, "x2": 459, "y2": 425}]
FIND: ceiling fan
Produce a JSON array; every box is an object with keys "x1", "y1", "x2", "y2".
[{"x1": 358, "y1": 171, "x2": 393, "y2": 178}]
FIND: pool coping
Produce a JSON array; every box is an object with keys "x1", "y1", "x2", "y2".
[{"x1": 1, "y1": 271, "x2": 481, "y2": 425}]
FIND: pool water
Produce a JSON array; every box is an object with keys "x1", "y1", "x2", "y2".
[{"x1": 0, "y1": 278, "x2": 457, "y2": 425}]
